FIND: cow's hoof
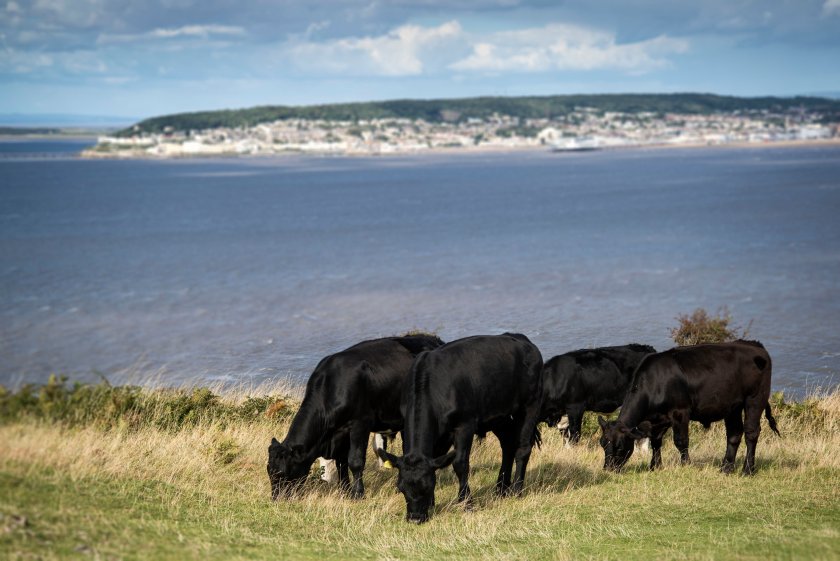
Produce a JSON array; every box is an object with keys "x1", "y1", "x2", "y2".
[{"x1": 720, "y1": 462, "x2": 735, "y2": 474}]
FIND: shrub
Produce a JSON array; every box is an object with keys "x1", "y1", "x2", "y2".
[
  {"x1": 670, "y1": 307, "x2": 751, "y2": 346},
  {"x1": 0, "y1": 377, "x2": 296, "y2": 431},
  {"x1": 769, "y1": 391, "x2": 831, "y2": 431}
]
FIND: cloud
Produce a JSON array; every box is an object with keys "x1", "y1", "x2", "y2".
[
  {"x1": 149, "y1": 24, "x2": 244, "y2": 39},
  {"x1": 450, "y1": 24, "x2": 689, "y2": 73},
  {"x1": 288, "y1": 20, "x2": 464, "y2": 76},
  {"x1": 284, "y1": 20, "x2": 688, "y2": 77},
  {"x1": 0, "y1": 48, "x2": 110, "y2": 76},
  {"x1": 98, "y1": 24, "x2": 245, "y2": 44},
  {"x1": 0, "y1": 50, "x2": 54, "y2": 74},
  {"x1": 824, "y1": 0, "x2": 840, "y2": 16}
]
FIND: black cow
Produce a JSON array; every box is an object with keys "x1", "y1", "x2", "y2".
[
  {"x1": 541, "y1": 344, "x2": 656, "y2": 444},
  {"x1": 377, "y1": 333, "x2": 543, "y2": 523},
  {"x1": 598, "y1": 340, "x2": 780, "y2": 474},
  {"x1": 267, "y1": 334, "x2": 444, "y2": 500}
]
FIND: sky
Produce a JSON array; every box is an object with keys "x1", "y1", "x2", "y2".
[{"x1": 1, "y1": 0, "x2": 839, "y2": 120}]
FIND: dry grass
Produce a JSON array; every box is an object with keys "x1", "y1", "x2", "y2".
[{"x1": 1, "y1": 383, "x2": 839, "y2": 560}]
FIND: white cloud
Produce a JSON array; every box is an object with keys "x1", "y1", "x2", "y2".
[
  {"x1": 98, "y1": 24, "x2": 245, "y2": 44},
  {"x1": 288, "y1": 20, "x2": 463, "y2": 76},
  {"x1": 0, "y1": 49, "x2": 53, "y2": 74},
  {"x1": 451, "y1": 23, "x2": 688, "y2": 73},
  {"x1": 284, "y1": 20, "x2": 687, "y2": 78},
  {"x1": 823, "y1": 0, "x2": 840, "y2": 16},
  {"x1": 148, "y1": 25, "x2": 245, "y2": 39},
  {"x1": 304, "y1": 20, "x2": 331, "y2": 38}
]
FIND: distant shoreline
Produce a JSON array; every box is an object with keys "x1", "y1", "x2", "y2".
[
  {"x1": 0, "y1": 134, "x2": 99, "y2": 142},
  {"x1": 77, "y1": 137, "x2": 840, "y2": 160}
]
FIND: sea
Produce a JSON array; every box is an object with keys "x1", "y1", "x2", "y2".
[{"x1": 1, "y1": 138, "x2": 839, "y2": 395}]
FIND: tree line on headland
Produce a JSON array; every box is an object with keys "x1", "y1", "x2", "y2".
[{"x1": 118, "y1": 93, "x2": 840, "y2": 136}]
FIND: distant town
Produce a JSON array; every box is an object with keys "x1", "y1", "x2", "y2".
[{"x1": 85, "y1": 96, "x2": 840, "y2": 158}]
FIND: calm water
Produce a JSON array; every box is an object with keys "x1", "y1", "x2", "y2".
[{"x1": 2, "y1": 139, "x2": 839, "y2": 395}]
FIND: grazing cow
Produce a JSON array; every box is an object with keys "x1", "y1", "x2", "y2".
[
  {"x1": 598, "y1": 340, "x2": 780, "y2": 474},
  {"x1": 377, "y1": 333, "x2": 543, "y2": 524},
  {"x1": 541, "y1": 344, "x2": 656, "y2": 444},
  {"x1": 267, "y1": 334, "x2": 444, "y2": 500}
]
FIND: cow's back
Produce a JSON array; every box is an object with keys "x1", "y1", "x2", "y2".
[
  {"x1": 632, "y1": 341, "x2": 772, "y2": 421},
  {"x1": 306, "y1": 336, "x2": 441, "y2": 431},
  {"x1": 414, "y1": 334, "x2": 543, "y2": 430},
  {"x1": 598, "y1": 344, "x2": 656, "y2": 378},
  {"x1": 543, "y1": 352, "x2": 617, "y2": 404},
  {"x1": 542, "y1": 344, "x2": 653, "y2": 417}
]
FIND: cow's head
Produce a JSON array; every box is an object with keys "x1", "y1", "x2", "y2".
[
  {"x1": 267, "y1": 437, "x2": 309, "y2": 500},
  {"x1": 598, "y1": 417, "x2": 648, "y2": 471},
  {"x1": 377, "y1": 448, "x2": 455, "y2": 524}
]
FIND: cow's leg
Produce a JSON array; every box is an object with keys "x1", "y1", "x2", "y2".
[
  {"x1": 493, "y1": 425, "x2": 516, "y2": 496},
  {"x1": 511, "y1": 409, "x2": 540, "y2": 496},
  {"x1": 451, "y1": 423, "x2": 476, "y2": 507},
  {"x1": 648, "y1": 429, "x2": 666, "y2": 471},
  {"x1": 721, "y1": 409, "x2": 744, "y2": 474},
  {"x1": 672, "y1": 411, "x2": 691, "y2": 465},
  {"x1": 337, "y1": 458, "x2": 350, "y2": 492},
  {"x1": 742, "y1": 398, "x2": 764, "y2": 475},
  {"x1": 346, "y1": 424, "x2": 370, "y2": 499},
  {"x1": 565, "y1": 404, "x2": 585, "y2": 445}
]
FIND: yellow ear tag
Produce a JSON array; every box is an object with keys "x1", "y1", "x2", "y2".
[{"x1": 382, "y1": 460, "x2": 394, "y2": 469}]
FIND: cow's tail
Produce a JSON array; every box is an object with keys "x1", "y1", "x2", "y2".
[
  {"x1": 752, "y1": 349, "x2": 780, "y2": 437},
  {"x1": 764, "y1": 403, "x2": 781, "y2": 437},
  {"x1": 532, "y1": 426, "x2": 542, "y2": 450}
]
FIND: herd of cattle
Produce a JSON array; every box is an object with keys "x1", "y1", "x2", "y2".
[{"x1": 267, "y1": 333, "x2": 779, "y2": 523}]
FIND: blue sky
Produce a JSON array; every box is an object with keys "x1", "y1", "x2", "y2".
[{"x1": 1, "y1": 0, "x2": 839, "y2": 120}]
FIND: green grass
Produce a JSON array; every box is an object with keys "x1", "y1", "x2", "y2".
[{"x1": 1, "y1": 381, "x2": 838, "y2": 560}]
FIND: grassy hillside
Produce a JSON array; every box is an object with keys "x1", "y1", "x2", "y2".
[
  {"x1": 119, "y1": 93, "x2": 840, "y2": 136},
  {"x1": 1, "y1": 379, "x2": 838, "y2": 560}
]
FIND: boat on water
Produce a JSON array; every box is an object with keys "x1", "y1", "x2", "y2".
[{"x1": 551, "y1": 136, "x2": 602, "y2": 152}]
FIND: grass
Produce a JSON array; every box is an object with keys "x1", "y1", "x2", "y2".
[{"x1": 1, "y1": 380, "x2": 839, "y2": 560}]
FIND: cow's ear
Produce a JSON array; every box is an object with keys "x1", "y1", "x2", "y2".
[
  {"x1": 597, "y1": 416, "x2": 608, "y2": 430},
  {"x1": 431, "y1": 450, "x2": 456, "y2": 469},
  {"x1": 376, "y1": 448, "x2": 402, "y2": 469}
]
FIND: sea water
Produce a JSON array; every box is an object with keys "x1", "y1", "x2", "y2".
[{"x1": 2, "y1": 139, "x2": 838, "y2": 394}]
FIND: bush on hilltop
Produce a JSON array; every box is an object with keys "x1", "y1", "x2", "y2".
[{"x1": 670, "y1": 307, "x2": 751, "y2": 346}]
